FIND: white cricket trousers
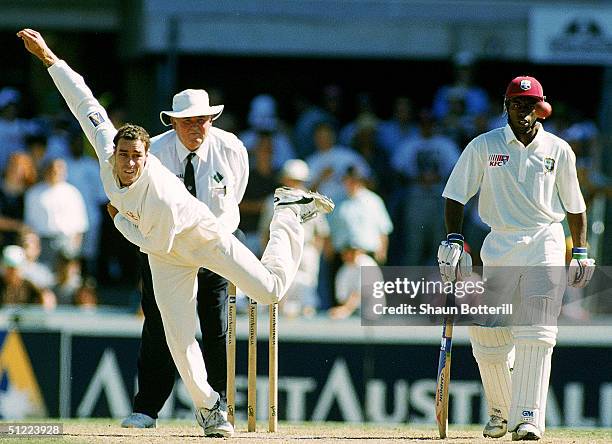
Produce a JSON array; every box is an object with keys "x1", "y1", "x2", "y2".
[
  {"x1": 147, "y1": 208, "x2": 304, "y2": 410},
  {"x1": 472, "y1": 223, "x2": 565, "y2": 434}
]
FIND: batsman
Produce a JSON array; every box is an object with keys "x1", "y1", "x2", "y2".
[{"x1": 438, "y1": 76, "x2": 595, "y2": 441}]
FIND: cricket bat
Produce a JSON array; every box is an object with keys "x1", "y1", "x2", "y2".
[{"x1": 435, "y1": 313, "x2": 454, "y2": 438}]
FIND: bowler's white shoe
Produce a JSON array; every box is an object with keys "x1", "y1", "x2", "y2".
[
  {"x1": 512, "y1": 423, "x2": 541, "y2": 441},
  {"x1": 121, "y1": 412, "x2": 156, "y2": 428},
  {"x1": 196, "y1": 399, "x2": 234, "y2": 438},
  {"x1": 274, "y1": 187, "x2": 334, "y2": 223},
  {"x1": 483, "y1": 414, "x2": 507, "y2": 438}
]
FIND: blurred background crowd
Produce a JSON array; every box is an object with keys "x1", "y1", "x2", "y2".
[
  {"x1": 0, "y1": 50, "x2": 609, "y2": 320},
  {"x1": 0, "y1": 1, "x2": 610, "y2": 321}
]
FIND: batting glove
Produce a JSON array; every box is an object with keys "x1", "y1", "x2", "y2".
[
  {"x1": 437, "y1": 233, "x2": 472, "y2": 283},
  {"x1": 568, "y1": 247, "x2": 596, "y2": 288}
]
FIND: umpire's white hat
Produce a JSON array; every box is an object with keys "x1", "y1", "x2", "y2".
[{"x1": 160, "y1": 89, "x2": 224, "y2": 126}]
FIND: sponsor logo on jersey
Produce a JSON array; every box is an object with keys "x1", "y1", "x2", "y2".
[
  {"x1": 544, "y1": 157, "x2": 555, "y2": 172},
  {"x1": 125, "y1": 211, "x2": 140, "y2": 223},
  {"x1": 488, "y1": 154, "x2": 510, "y2": 167},
  {"x1": 87, "y1": 111, "x2": 105, "y2": 127}
]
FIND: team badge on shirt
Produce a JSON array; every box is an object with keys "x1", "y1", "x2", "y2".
[
  {"x1": 543, "y1": 157, "x2": 555, "y2": 172},
  {"x1": 488, "y1": 154, "x2": 510, "y2": 167},
  {"x1": 87, "y1": 111, "x2": 105, "y2": 127},
  {"x1": 213, "y1": 171, "x2": 224, "y2": 183}
]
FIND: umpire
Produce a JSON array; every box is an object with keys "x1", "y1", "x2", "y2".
[{"x1": 122, "y1": 89, "x2": 249, "y2": 428}]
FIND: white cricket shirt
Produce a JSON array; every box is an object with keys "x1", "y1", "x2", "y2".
[
  {"x1": 150, "y1": 128, "x2": 248, "y2": 233},
  {"x1": 443, "y1": 124, "x2": 586, "y2": 231},
  {"x1": 48, "y1": 61, "x2": 221, "y2": 255}
]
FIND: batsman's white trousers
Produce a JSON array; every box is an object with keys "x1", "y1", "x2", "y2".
[
  {"x1": 148, "y1": 208, "x2": 303, "y2": 410},
  {"x1": 472, "y1": 223, "x2": 565, "y2": 434}
]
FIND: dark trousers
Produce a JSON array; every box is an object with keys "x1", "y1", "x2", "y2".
[{"x1": 133, "y1": 253, "x2": 229, "y2": 418}]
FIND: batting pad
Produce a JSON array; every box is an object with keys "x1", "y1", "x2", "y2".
[
  {"x1": 508, "y1": 325, "x2": 557, "y2": 433},
  {"x1": 469, "y1": 326, "x2": 513, "y2": 419}
]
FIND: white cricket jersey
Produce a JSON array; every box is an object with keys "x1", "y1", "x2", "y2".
[
  {"x1": 48, "y1": 60, "x2": 221, "y2": 255},
  {"x1": 150, "y1": 128, "x2": 248, "y2": 233},
  {"x1": 443, "y1": 124, "x2": 586, "y2": 231}
]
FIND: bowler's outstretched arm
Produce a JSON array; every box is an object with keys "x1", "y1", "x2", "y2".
[{"x1": 18, "y1": 28, "x2": 116, "y2": 163}]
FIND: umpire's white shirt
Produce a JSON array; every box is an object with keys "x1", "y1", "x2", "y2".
[
  {"x1": 48, "y1": 60, "x2": 221, "y2": 256},
  {"x1": 150, "y1": 128, "x2": 248, "y2": 233},
  {"x1": 443, "y1": 124, "x2": 586, "y2": 231}
]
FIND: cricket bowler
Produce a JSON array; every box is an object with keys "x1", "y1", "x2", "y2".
[{"x1": 18, "y1": 28, "x2": 333, "y2": 437}]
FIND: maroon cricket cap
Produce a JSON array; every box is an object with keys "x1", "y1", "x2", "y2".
[{"x1": 505, "y1": 76, "x2": 545, "y2": 101}]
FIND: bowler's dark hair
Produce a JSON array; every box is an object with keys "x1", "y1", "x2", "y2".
[{"x1": 113, "y1": 124, "x2": 150, "y2": 152}]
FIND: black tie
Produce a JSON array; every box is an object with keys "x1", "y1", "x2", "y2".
[{"x1": 184, "y1": 152, "x2": 197, "y2": 197}]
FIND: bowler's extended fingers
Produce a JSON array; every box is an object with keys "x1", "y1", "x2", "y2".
[
  {"x1": 17, "y1": 29, "x2": 39, "y2": 50},
  {"x1": 17, "y1": 28, "x2": 38, "y2": 41},
  {"x1": 19, "y1": 28, "x2": 39, "y2": 36},
  {"x1": 18, "y1": 30, "x2": 57, "y2": 66},
  {"x1": 18, "y1": 28, "x2": 44, "y2": 44}
]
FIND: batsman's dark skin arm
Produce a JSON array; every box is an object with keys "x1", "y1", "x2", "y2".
[
  {"x1": 566, "y1": 211, "x2": 587, "y2": 249},
  {"x1": 444, "y1": 198, "x2": 465, "y2": 235}
]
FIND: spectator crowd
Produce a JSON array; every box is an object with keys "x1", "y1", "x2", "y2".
[{"x1": 0, "y1": 55, "x2": 607, "y2": 318}]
